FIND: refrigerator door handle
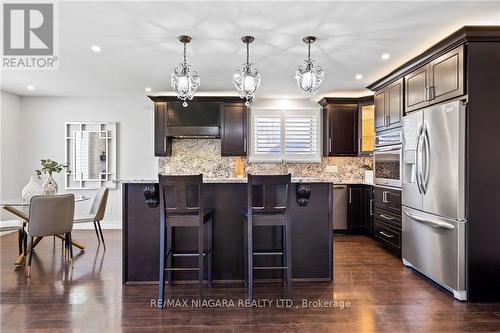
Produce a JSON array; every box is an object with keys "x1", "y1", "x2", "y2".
[
  {"x1": 415, "y1": 126, "x2": 424, "y2": 194},
  {"x1": 403, "y1": 210, "x2": 455, "y2": 229},
  {"x1": 422, "y1": 125, "x2": 430, "y2": 193}
]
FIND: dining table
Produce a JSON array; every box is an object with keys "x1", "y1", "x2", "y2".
[{"x1": 1, "y1": 195, "x2": 90, "y2": 266}]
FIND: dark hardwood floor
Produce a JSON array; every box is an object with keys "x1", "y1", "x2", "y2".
[{"x1": 2, "y1": 231, "x2": 500, "y2": 332}]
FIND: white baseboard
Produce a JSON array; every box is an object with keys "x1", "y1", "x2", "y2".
[
  {"x1": 73, "y1": 220, "x2": 122, "y2": 230},
  {"x1": 1, "y1": 219, "x2": 122, "y2": 234}
]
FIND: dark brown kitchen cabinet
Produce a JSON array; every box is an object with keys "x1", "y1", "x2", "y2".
[
  {"x1": 363, "y1": 186, "x2": 374, "y2": 235},
  {"x1": 320, "y1": 99, "x2": 358, "y2": 156},
  {"x1": 154, "y1": 102, "x2": 172, "y2": 156},
  {"x1": 374, "y1": 186, "x2": 401, "y2": 256},
  {"x1": 221, "y1": 103, "x2": 247, "y2": 156},
  {"x1": 373, "y1": 78, "x2": 403, "y2": 132},
  {"x1": 347, "y1": 185, "x2": 364, "y2": 232},
  {"x1": 405, "y1": 45, "x2": 464, "y2": 113},
  {"x1": 405, "y1": 66, "x2": 429, "y2": 113},
  {"x1": 374, "y1": 187, "x2": 401, "y2": 215},
  {"x1": 374, "y1": 90, "x2": 386, "y2": 131}
]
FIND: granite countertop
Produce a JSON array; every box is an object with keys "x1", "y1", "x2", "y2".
[{"x1": 115, "y1": 177, "x2": 374, "y2": 185}]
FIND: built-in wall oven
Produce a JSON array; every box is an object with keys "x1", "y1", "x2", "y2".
[{"x1": 374, "y1": 129, "x2": 402, "y2": 188}]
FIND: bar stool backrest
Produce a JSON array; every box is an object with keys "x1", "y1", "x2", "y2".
[
  {"x1": 247, "y1": 174, "x2": 291, "y2": 215},
  {"x1": 158, "y1": 174, "x2": 203, "y2": 217}
]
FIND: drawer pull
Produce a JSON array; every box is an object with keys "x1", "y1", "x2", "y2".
[
  {"x1": 379, "y1": 214, "x2": 395, "y2": 221},
  {"x1": 379, "y1": 231, "x2": 394, "y2": 238}
]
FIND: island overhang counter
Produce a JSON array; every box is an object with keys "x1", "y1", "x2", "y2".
[{"x1": 122, "y1": 178, "x2": 334, "y2": 284}]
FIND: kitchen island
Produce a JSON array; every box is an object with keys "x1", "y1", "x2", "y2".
[{"x1": 122, "y1": 178, "x2": 334, "y2": 284}]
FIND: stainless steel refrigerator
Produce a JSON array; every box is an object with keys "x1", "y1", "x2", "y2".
[{"x1": 402, "y1": 99, "x2": 467, "y2": 300}]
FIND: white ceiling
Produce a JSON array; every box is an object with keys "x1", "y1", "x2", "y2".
[{"x1": 1, "y1": 1, "x2": 499, "y2": 98}]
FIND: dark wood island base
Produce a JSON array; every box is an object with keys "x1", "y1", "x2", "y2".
[{"x1": 122, "y1": 181, "x2": 333, "y2": 284}]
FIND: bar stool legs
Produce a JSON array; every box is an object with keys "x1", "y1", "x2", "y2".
[{"x1": 245, "y1": 223, "x2": 293, "y2": 302}]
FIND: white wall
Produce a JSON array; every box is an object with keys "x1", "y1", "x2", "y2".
[
  {"x1": 0, "y1": 91, "x2": 24, "y2": 220},
  {"x1": 0, "y1": 93, "x2": 157, "y2": 228}
]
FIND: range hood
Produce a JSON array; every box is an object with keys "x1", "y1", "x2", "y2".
[
  {"x1": 164, "y1": 101, "x2": 221, "y2": 138},
  {"x1": 165, "y1": 126, "x2": 220, "y2": 138}
]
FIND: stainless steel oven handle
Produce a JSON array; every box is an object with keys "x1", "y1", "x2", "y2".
[{"x1": 403, "y1": 210, "x2": 455, "y2": 229}]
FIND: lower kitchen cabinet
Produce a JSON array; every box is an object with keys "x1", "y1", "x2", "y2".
[
  {"x1": 373, "y1": 186, "x2": 402, "y2": 256},
  {"x1": 363, "y1": 186, "x2": 374, "y2": 235},
  {"x1": 374, "y1": 218, "x2": 401, "y2": 255},
  {"x1": 347, "y1": 185, "x2": 364, "y2": 232}
]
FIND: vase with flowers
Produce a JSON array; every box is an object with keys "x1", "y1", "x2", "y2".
[{"x1": 36, "y1": 159, "x2": 69, "y2": 195}]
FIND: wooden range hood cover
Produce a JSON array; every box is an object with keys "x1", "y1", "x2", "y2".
[{"x1": 148, "y1": 96, "x2": 243, "y2": 139}]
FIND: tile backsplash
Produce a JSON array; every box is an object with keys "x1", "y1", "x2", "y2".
[{"x1": 158, "y1": 139, "x2": 373, "y2": 183}]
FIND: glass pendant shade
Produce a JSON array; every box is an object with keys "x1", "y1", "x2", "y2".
[
  {"x1": 233, "y1": 36, "x2": 260, "y2": 106},
  {"x1": 295, "y1": 36, "x2": 324, "y2": 95},
  {"x1": 171, "y1": 35, "x2": 200, "y2": 107}
]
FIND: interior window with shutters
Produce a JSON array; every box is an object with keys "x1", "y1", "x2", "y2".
[{"x1": 250, "y1": 109, "x2": 321, "y2": 163}]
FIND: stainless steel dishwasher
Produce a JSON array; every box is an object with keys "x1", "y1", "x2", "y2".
[{"x1": 333, "y1": 185, "x2": 347, "y2": 230}]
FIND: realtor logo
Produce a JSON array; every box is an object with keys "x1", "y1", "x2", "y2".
[{"x1": 2, "y1": 2, "x2": 58, "y2": 70}]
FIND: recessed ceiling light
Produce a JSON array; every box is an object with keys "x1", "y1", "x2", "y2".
[
  {"x1": 381, "y1": 53, "x2": 391, "y2": 60},
  {"x1": 144, "y1": 87, "x2": 152, "y2": 93},
  {"x1": 27, "y1": 85, "x2": 35, "y2": 90},
  {"x1": 355, "y1": 74, "x2": 363, "y2": 80},
  {"x1": 91, "y1": 45, "x2": 102, "y2": 53}
]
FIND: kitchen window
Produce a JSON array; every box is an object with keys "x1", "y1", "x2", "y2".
[{"x1": 250, "y1": 109, "x2": 321, "y2": 163}]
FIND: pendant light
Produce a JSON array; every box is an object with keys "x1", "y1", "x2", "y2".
[
  {"x1": 295, "y1": 36, "x2": 324, "y2": 95},
  {"x1": 233, "y1": 36, "x2": 261, "y2": 106},
  {"x1": 171, "y1": 35, "x2": 200, "y2": 107}
]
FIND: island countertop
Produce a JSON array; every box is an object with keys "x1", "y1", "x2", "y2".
[{"x1": 116, "y1": 177, "x2": 373, "y2": 185}]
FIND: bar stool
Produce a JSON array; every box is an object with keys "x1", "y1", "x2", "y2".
[
  {"x1": 244, "y1": 174, "x2": 292, "y2": 301},
  {"x1": 158, "y1": 174, "x2": 214, "y2": 306}
]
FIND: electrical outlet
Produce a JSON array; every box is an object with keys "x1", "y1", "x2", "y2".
[{"x1": 325, "y1": 165, "x2": 338, "y2": 173}]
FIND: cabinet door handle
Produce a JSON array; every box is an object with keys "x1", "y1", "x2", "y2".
[
  {"x1": 429, "y1": 86, "x2": 435, "y2": 100},
  {"x1": 379, "y1": 214, "x2": 395, "y2": 221},
  {"x1": 382, "y1": 191, "x2": 389, "y2": 203},
  {"x1": 379, "y1": 231, "x2": 394, "y2": 238},
  {"x1": 425, "y1": 86, "x2": 429, "y2": 101},
  {"x1": 369, "y1": 199, "x2": 374, "y2": 216},
  {"x1": 329, "y1": 138, "x2": 332, "y2": 154},
  {"x1": 349, "y1": 188, "x2": 352, "y2": 203},
  {"x1": 243, "y1": 137, "x2": 247, "y2": 153},
  {"x1": 163, "y1": 136, "x2": 167, "y2": 152}
]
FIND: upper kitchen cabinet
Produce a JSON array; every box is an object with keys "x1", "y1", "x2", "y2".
[
  {"x1": 149, "y1": 96, "x2": 246, "y2": 157},
  {"x1": 358, "y1": 97, "x2": 375, "y2": 155},
  {"x1": 373, "y1": 78, "x2": 403, "y2": 132},
  {"x1": 221, "y1": 103, "x2": 247, "y2": 156},
  {"x1": 153, "y1": 102, "x2": 172, "y2": 156},
  {"x1": 320, "y1": 98, "x2": 358, "y2": 156},
  {"x1": 405, "y1": 45, "x2": 464, "y2": 113}
]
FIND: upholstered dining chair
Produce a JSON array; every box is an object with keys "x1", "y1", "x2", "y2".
[
  {"x1": 26, "y1": 194, "x2": 75, "y2": 277},
  {"x1": 73, "y1": 187, "x2": 109, "y2": 247}
]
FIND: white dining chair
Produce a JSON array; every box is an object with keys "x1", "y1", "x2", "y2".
[
  {"x1": 73, "y1": 188, "x2": 109, "y2": 248},
  {"x1": 27, "y1": 194, "x2": 75, "y2": 277}
]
